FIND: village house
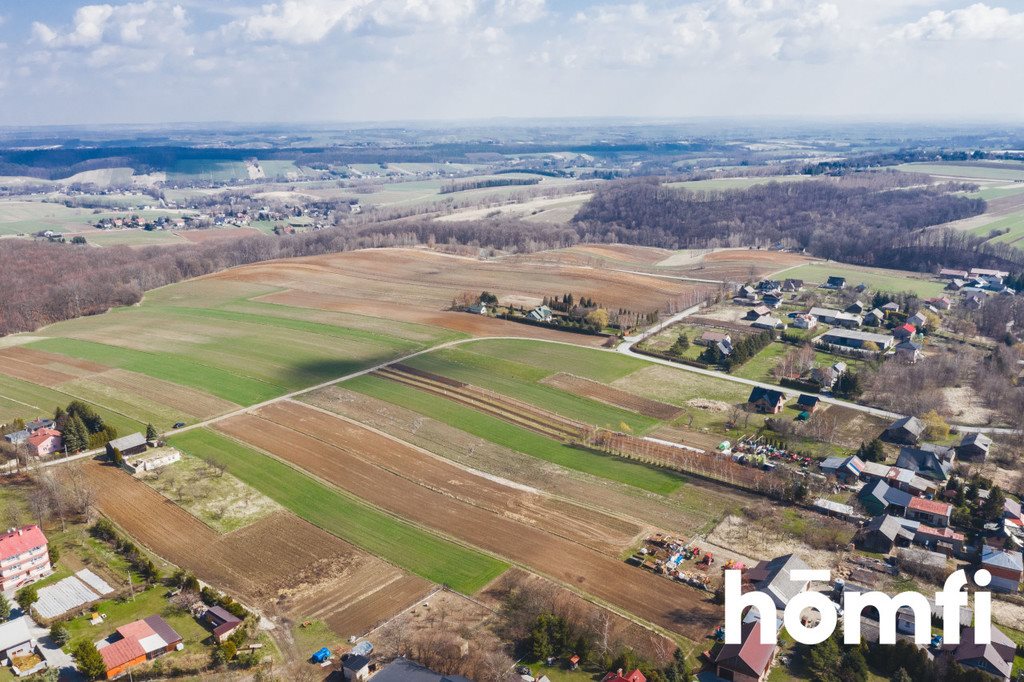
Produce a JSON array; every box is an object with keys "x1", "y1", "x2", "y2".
[
  {"x1": 711, "y1": 619, "x2": 777, "y2": 682},
  {"x1": 343, "y1": 654, "x2": 372, "y2": 681},
  {"x1": 808, "y1": 307, "x2": 862, "y2": 328},
  {"x1": 0, "y1": 525, "x2": 51, "y2": 592},
  {"x1": 863, "y1": 308, "x2": 885, "y2": 326},
  {"x1": 914, "y1": 525, "x2": 965, "y2": 557},
  {"x1": 884, "y1": 416, "x2": 925, "y2": 445},
  {"x1": 859, "y1": 461, "x2": 935, "y2": 496},
  {"x1": 818, "y1": 328, "x2": 894, "y2": 351},
  {"x1": 202, "y1": 606, "x2": 242, "y2": 644},
  {"x1": 782, "y1": 279, "x2": 804, "y2": 292},
  {"x1": 892, "y1": 323, "x2": 916, "y2": 341},
  {"x1": 895, "y1": 444, "x2": 955, "y2": 482},
  {"x1": 980, "y1": 546, "x2": 1023, "y2": 593},
  {"x1": 526, "y1": 305, "x2": 553, "y2": 322},
  {"x1": 26, "y1": 427, "x2": 62, "y2": 457},
  {"x1": 908, "y1": 311, "x2": 928, "y2": 328},
  {"x1": 823, "y1": 275, "x2": 846, "y2": 289},
  {"x1": 466, "y1": 302, "x2": 488, "y2": 315},
  {"x1": 796, "y1": 394, "x2": 819, "y2": 414},
  {"x1": 792, "y1": 313, "x2": 817, "y2": 330},
  {"x1": 939, "y1": 268, "x2": 969, "y2": 280},
  {"x1": 860, "y1": 514, "x2": 916, "y2": 554},
  {"x1": 956, "y1": 432, "x2": 992, "y2": 461},
  {"x1": 744, "y1": 553, "x2": 812, "y2": 609},
  {"x1": 370, "y1": 658, "x2": 471, "y2": 682},
  {"x1": 808, "y1": 307, "x2": 842, "y2": 324},
  {"x1": 894, "y1": 340, "x2": 923, "y2": 364},
  {"x1": 846, "y1": 300, "x2": 865, "y2": 314},
  {"x1": 751, "y1": 315, "x2": 784, "y2": 330},
  {"x1": 747, "y1": 387, "x2": 786, "y2": 414},
  {"x1": 859, "y1": 481, "x2": 913, "y2": 517},
  {"x1": 696, "y1": 330, "x2": 731, "y2": 347},
  {"x1": 744, "y1": 305, "x2": 772, "y2": 321},
  {"x1": 762, "y1": 293, "x2": 783, "y2": 308},
  {"x1": 881, "y1": 301, "x2": 901, "y2": 314},
  {"x1": 601, "y1": 669, "x2": 646, "y2": 682},
  {"x1": 905, "y1": 496, "x2": 952, "y2": 527},
  {"x1": 941, "y1": 625, "x2": 1016, "y2": 682},
  {"x1": 0, "y1": 617, "x2": 40, "y2": 676},
  {"x1": 807, "y1": 362, "x2": 846, "y2": 389},
  {"x1": 97, "y1": 615, "x2": 183, "y2": 680},
  {"x1": 927, "y1": 296, "x2": 952, "y2": 311},
  {"x1": 820, "y1": 454, "x2": 864, "y2": 484}
]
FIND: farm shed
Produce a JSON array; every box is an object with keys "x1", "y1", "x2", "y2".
[
  {"x1": 895, "y1": 547, "x2": 946, "y2": 574},
  {"x1": 745, "y1": 553, "x2": 811, "y2": 609},
  {"x1": 812, "y1": 498, "x2": 858, "y2": 521},
  {"x1": 106, "y1": 432, "x2": 148, "y2": 458},
  {"x1": 818, "y1": 328, "x2": 893, "y2": 351},
  {"x1": 343, "y1": 654, "x2": 372, "y2": 681},
  {"x1": 860, "y1": 515, "x2": 914, "y2": 554},
  {"x1": 884, "y1": 416, "x2": 925, "y2": 445},
  {"x1": 203, "y1": 606, "x2": 242, "y2": 643},
  {"x1": 956, "y1": 432, "x2": 992, "y2": 461}
]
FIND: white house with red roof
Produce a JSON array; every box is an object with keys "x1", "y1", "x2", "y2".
[
  {"x1": 0, "y1": 526, "x2": 51, "y2": 592},
  {"x1": 905, "y1": 497, "x2": 952, "y2": 528},
  {"x1": 26, "y1": 428, "x2": 62, "y2": 457}
]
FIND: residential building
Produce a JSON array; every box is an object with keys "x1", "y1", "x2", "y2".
[
  {"x1": 823, "y1": 276, "x2": 846, "y2": 289},
  {"x1": 808, "y1": 307, "x2": 842, "y2": 323},
  {"x1": 526, "y1": 306, "x2": 553, "y2": 322},
  {"x1": 909, "y1": 493, "x2": 954, "y2": 524},
  {"x1": 747, "y1": 387, "x2": 785, "y2": 414},
  {"x1": 860, "y1": 515, "x2": 915, "y2": 554},
  {"x1": 846, "y1": 300, "x2": 865, "y2": 314},
  {"x1": 343, "y1": 654, "x2": 372, "y2": 681},
  {"x1": 796, "y1": 394, "x2": 819, "y2": 413},
  {"x1": 956, "y1": 432, "x2": 992, "y2": 461},
  {"x1": 914, "y1": 525, "x2": 965, "y2": 558},
  {"x1": 980, "y1": 547, "x2": 1023, "y2": 593},
  {"x1": 0, "y1": 617, "x2": 36, "y2": 670},
  {"x1": 782, "y1": 279, "x2": 804, "y2": 292},
  {"x1": 859, "y1": 461, "x2": 934, "y2": 495},
  {"x1": 896, "y1": 445, "x2": 955, "y2": 482},
  {"x1": 601, "y1": 670, "x2": 646, "y2": 682},
  {"x1": 893, "y1": 323, "x2": 917, "y2": 341},
  {"x1": 97, "y1": 615, "x2": 182, "y2": 680},
  {"x1": 939, "y1": 268, "x2": 969, "y2": 280},
  {"x1": 884, "y1": 416, "x2": 925, "y2": 445},
  {"x1": 203, "y1": 607, "x2": 242, "y2": 644},
  {"x1": 792, "y1": 313, "x2": 817, "y2": 330},
  {"x1": 819, "y1": 455, "x2": 864, "y2": 483},
  {"x1": 744, "y1": 305, "x2": 771, "y2": 320},
  {"x1": 712, "y1": 619, "x2": 777, "y2": 682},
  {"x1": 908, "y1": 312, "x2": 927, "y2": 327},
  {"x1": 0, "y1": 525, "x2": 51, "y2": 591},
  {"x1": 369, "y1": 657, "x2": 471, "y2": 682},
  {"x1": 466, "y1": 303, "x2": 487, "y2": 314},
  {"x1": 744, "y1": 554, "x2": 811, "y2": 609},
  {"x1": 696, "y1": 331, "x2": 731, "y2": 347},
  {"x1": 941, "y1": 625, "x2": 1016, "y2": 682},
  {"x1": 863, "y1": 308, "x2": 885, "y2": 326},
  {"x1": 858, "y1": 480, "x2": 912, "y2": 517},
  {"x1": 818, "y1": 328, "x2": 894, "y2": 351},
  {"x1": 894, "y1": 340, "x2": 923, "y2": 364},
  {"x1": 751, "y1": 315, "x2": 783, "y2": 330},
  {"x1": 26, "y1": 428, "x2": 62, "y2": 457}
]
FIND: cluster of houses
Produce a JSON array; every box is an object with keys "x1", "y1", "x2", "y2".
[
  {"x1": 2, "y1": 418, "x2": 63, "y2": 457},
  {"x1": 940, "y1": 267, "x2": 1016, "y2": 297},
  {"x1": 816, "y1": 416, "x2": 1022, "y2": 599},
  {"x1": 711, "y1": 549, "x2": 1020, "y2": 682}
]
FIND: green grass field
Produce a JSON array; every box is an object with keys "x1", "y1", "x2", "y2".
[
  {"x1": 403, "y1": 347, "x2": 657, "y2": 433},
  {"x1": 967, "y1": 209, "x2": 1024, "y2": 245},
  {"x1": 0, "y1": 372, "x2": 143, "y2": 434},
  {"x1": 171, "y1": 429, "x2": 507, "y2": 593},
  {"x1": 454, "y1": 339, "x2": 646, "y2": 383},
  {"x1": 342, "y1": 373, "x2": 684, "y2": 494},
  {"x1": 779, "y1": 263, "x2": 945, "y2": 297},
  {"x1": 168, "y1": 159, "x2": 251, "y2": 183}
]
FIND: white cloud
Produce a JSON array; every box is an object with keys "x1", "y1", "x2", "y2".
[
  {"x1": 238, "y1": 0, "x2": 478, "y2": 44},
  {"x1": 31, "y1": 2, "x2": 190, "y2": 49},
  {"x1": 895, "y1": 3, "x2": 1024, "y2": 41},
  {"x1": 494, "y1": 0, "x2": 546, "y2": 24}
]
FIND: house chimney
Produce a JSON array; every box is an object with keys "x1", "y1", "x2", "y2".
[{"x1": 618, "y1": 669, "x2": 623, "y2": 677}]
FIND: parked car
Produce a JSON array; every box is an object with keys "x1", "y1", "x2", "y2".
[{"x1": 173, "y1": 422, "x2": 186, "y2": 429}]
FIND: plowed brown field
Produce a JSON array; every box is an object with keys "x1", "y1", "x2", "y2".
[
  {"x1": 214, "y1": 404, "x2": 720, "y2": 640},
  {"x1": 90, "y1": 369, "x2": 239, "y2": 418},
  {"x1": 78, "y1": 460, "x2": 428, "y2": 635}
]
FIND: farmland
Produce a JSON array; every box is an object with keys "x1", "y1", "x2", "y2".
[
  {"x1": 896, "y1": 162, "x2": 1024, "y2": 183},
  {"x1": 775, "y1": 262, "x2": 946, "y2": 297},
  {"x1": 665, "y1": 175, "x2": 809, "y2": 191},
  {"x1": 207, "y1": 402, "x2": 722, "y2": 641},
  {"x1": 171, "y1": 428, "x2": 508, "y2": 594}
]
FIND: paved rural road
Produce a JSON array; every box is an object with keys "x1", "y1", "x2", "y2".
[{"x1": 18, "y1": 315, "x2": 1016, "y2": 474}]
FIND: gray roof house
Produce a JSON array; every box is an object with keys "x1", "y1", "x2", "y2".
[
  {"x1": 942, "y1": 626, "x2": 1016, "y2": 681},
  {"x1": 884, "y1": 416, "x2": 925, "y2": 445},
  {"x1": 956, "y1": 432, "x2": 992, "y2": 461},
  {"x1": 369, "y1": 658, "x2": 472, "y2": 682},
  {"x1": 745, "y1": 554, "x2": 812, "y2": 609},
  {"x1": 895, "y1": 445, "x2": 954, "y2": 481}
]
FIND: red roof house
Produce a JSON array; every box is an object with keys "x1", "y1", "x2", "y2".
[
  {"x1": 26, "y1": 428, "x2": 62, "y2": 457},
  {"x1": 97, "y1": 615, "x2": 182, "y2": 679},
  {"x1": 907, "y1": 497, "x2": 952, "y2": 527},
  {"x1": 0, "y1": 525, "x2": 51, "y2": 591},
  {"x1": 893, "y1": 323, "x2": 917, "y2": 340},
  {"x1": 713, "y1": 620, "x2": 777, "y2": 682},
  {"x1": 602, "y1": 669, "x2": 646, "y2": 682}
]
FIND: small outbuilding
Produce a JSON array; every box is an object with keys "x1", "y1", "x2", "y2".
[{"x1": 106, "y1": 432, "x2": 148, "y2": 458}]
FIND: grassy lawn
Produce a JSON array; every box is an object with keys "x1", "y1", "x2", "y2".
[
  {"x1": 779, "y1": 263, "x2": 944, "y2": 298},
  {"x1": 343, "y1": 374, "x2": 685, "y2": 495},
  {"x1": 729, "y1": 343, "x2": 790, "y2": 382},
  {"x1": 457, "y1": 340, "x2": 646, "y2": 383},
  {"x1": 64, "y1": 584, "x2": 211, "y2": 649},
  {"x1": 403, "y1": 348, "x2": 658, "y2": 433},
  {"x1": 967, "y1": 208, "x2": 1024, "y2": 244},
  {"x1": 170, "y1": 429, "x2": 508, "y2": 594}
]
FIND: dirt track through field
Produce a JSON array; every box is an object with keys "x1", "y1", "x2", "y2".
[
  {"x1": 214, "y1": 403, "x2": 720, "y2": 640},
  {"x1": 77, "y1": 460, "x2": 426, "y2": 635}
]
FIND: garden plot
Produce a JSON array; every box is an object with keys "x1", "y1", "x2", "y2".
[{"x1": 34, "y1": 569, "x2": 114, "y2": 620}]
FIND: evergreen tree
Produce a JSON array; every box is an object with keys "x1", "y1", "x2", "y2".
[
  {"x1": 531, "y1": 622, "x2": 553, "y2": 661},
  {"x1": 63, "y1": 415, "x2": 89, "y2": 453},
  {"x1": 665, "y1": 648, "x2": 690, "y2": 682},
  {"x1": 145, "y1": 423, "x2": 158, "y2": 441},
  {"x1": 73, "y1": 641, "x2": 107, "y2": 680},
  {"x1": 0, "y1": 594, "x2": 10, "y2": 621},
  {"x1": 50, "y1": 621, "x2": 70, "y2": 645}
]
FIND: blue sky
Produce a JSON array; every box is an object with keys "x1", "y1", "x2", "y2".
[{"x1": 0, "y1": 0, "x2": 1022, "y2": 126}]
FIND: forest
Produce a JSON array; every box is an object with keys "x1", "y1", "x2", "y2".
[{"x1": 569, "y1": 175, "x2": 1023, "y2": 272}]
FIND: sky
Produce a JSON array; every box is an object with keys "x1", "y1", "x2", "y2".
[{"x1": 0, "y1": 0, "x2": 1021, "y2": 126}]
